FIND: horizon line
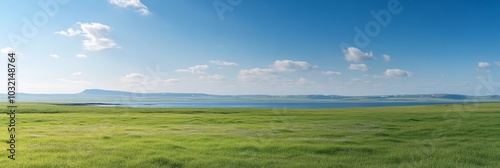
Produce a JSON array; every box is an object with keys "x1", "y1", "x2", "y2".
[{"x1": 1, "y1": 88, "x2": 498, "y2": 97}]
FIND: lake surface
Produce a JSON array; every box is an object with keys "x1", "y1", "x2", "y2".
[{"x1": 95, "y1": 101, "x2": 465, "y2": 109}]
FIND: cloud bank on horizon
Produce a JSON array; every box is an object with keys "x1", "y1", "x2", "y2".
[{"x1": 1, "y1": 0, "x2": 500, "y2": 96}]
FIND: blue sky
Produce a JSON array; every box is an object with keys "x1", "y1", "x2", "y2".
[{"x1": 1, "y1": 0, "x2": 500, "y2": 95}]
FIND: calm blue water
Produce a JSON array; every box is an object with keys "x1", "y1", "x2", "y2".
[{"x1": 98, "y1": 101, "x2": 463, "y2": 109}]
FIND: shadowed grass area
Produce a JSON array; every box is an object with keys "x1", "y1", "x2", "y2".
[{"x1": 1, "y1": 103, "x2": 500, "y2": 167}]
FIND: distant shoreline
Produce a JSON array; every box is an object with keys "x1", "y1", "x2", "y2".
[
  {"x1": 55, "y1": 103, "x2": 123, "y2": 106},
  {"x1": 53, "y1": 101, "x2": 475, "y2": 109}
]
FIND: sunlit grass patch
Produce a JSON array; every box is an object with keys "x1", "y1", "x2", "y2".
[{"x1": 0, "y1": 103, "x2": 499, "y2": 167}]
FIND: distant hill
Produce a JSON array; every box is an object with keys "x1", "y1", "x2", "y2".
[
  {"x1": 3, "y1": 89, "x2": 499, "y2": 103},
  {"x1": 80, "y1": 89, "x2": 211, "y2": 97},
  {"x1": 79, "y1": 89, "x2": 131, "y2": 95}
]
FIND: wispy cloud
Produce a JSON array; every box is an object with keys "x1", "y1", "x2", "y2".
[
  {"x1": 164, "y1": 79, "x2": 181, "y2": 83},
  {"x1": 238, "y1": 60, "x2": 317, "y2": 85},
  {"x1": 238, "y1": 68, "x2": 275, "y2": 83},
  {"x1": 296, "y1": 78, "x2": 316, "y2": 87},
  {"x1": 176, "y1": 65, "x2": 210, "y2": 74},
  {"x1": 383, "y1": 54, "x2": 391, "y2": 62},
  {"x1": 50, "y1": 54, "x2": 60, "y2": 58},
  {"x1": 56, "y1": 22, "x2": 119, "y2": 51},
  {"x1": 72, "y1": 72, "x2": 82, "y2": 76},
  {"x1": 57, "y1": 79, "x2": 90, "y2": 84},
  {"x1": 121, "y1": 73, "x2": 145, "y2": 81},
  {"x1": 476, "y1": 69, "x2": 491, "y2": 74},
  {"x1": 121, "y1": 73, "x2": 180, "y2": 85},
  {"x1": 199, "y1": 74, "x2": 226, "y2": 83},
  {"x1": 109, "y1": 0, "x2": 151, "y2": 15},
  {"x1": 478, "y1": 62, "x2": 491, "y2": 68},
  {"x1": 209, "y1": 60, "x2": 238, "y2": 66},
  {"x1": 348, "y1": 64, "x2": 369, "y2": 72},
  {"x1": 200, "y1": 74, "x2": 225, "y2": 80},
  {"x1": 76, "y1": 54, "x2": 87, "y2": 58},
  {"x1": 321, "y1": 71, "x2": 342, "y2": 76},
  {"x1": 1, "y1": 47, "x2": 15, "y2": 54},
  {"x1": 55, "y1": 28, "x2": 81, "y2": 37},
  {"x1": 238, "y1": 68, "x2": 316, "y2": 88}
]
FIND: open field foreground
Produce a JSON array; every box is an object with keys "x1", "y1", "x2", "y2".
[{"x1": 2, "y1": 103, "x2": 500, "y2": 167}]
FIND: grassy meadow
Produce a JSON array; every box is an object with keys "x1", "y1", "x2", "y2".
[{"x1": 1, "y1": 103, "x2": 500, "y2": 167}]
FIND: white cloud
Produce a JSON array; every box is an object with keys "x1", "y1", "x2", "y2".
[
  {"x1": 76, "y1": 54, "x2": 87, "y2": 58},
  {"x1": 476, "y1": 69, "x2": 491, "y2": 74},
  {"x1": 72, "y1": 72, "x2": 82, "y2": 76},
  {"x1": 57, "y1": 22, "x2": 118, "y2": 51},
  {"x1": 200, "y1": 74, "x2": 225, "y2": 81},
  {"x1": 272, "y1": 60, "x2": 316, "y2": 72},
  {"x1": 495, "y1": 62, "x2": 500, "y2": 66},
  {"x1": 241, "y1": 68, "x2": 274, "y2": 75},
  {"x1": 384, "y1": 69, "x2": 414, "y2": 78},
  {"x1": 55, "y1": 28, "x2": 82, "y2": 36},
  {"x1": 238, "y1": 68, "x2": 306, "y2": 88},
  {"x1": 164, "y1": 79, "x2": 181, "y2": 83},
  {"x1": 57, "y1": 79, "x2": 90, "y2": 84},
  {"x1": 50, "y1": 54, "x2": 60, "y2": 58},
  {"x1": 210, "y1": 60, "x2": 238, "y2": 66},
  {"x1": 476, "y1": 62, "x2": 492, "y2": 73},
  {"x1": 238, "y1": 68, "x2": 276, "y2": 83},
  {"x1": 176, "y1": 65, "x2": 210, "y2": 74},
  {"x1": 321, "y1": 71, "x2": 342, "y2": 75},
  {"x1": 238, "y1": 60, "x2": 318, "y2": 85},
  {"x1": 121, "y1": 73, "x2": 180, "y2": 85},
  {"x1": 296, "y1": 78, "x2": 315, "y2": 86},
  {"x1": 200, "y1": 74, "x2": 226, "y2": 83},
  {"x1": 80, "y1": 23, "x2": 118, "y2": 51},
  {"x1": 121, "y1": 73, "x2": 145, "y2": 83},
  {"x1": 1, "y1": 47, "x2": 15, "y2": 54},
  {"x1": 383, "y1": 54, "x2": 391, "y2": 62},
  {"x1": 239, "y1": 68, "x2": 274, "y2": 76},
  {"x1": 351, "y1": 78, "x2": 362, "y2": 82},
  {"x1": 109, "y1": 0, "x2": 151, "y2": 15},
  {"x1": 348, "y1": 64, "x2": 369, "y2": 72},
  {"x1": 476, "y1": 76, "x2": 488, "y2": 80},
  {"x1": 478, "y1": 62, "x2": 491, "y2": 68},
  {"x1": 343, "y1": 47, "x2": 374, "y2": 62}
]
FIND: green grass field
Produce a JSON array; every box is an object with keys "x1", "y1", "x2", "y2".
[{"x1": 1, "y1": 103, "x2": 500, "y2": 167}]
